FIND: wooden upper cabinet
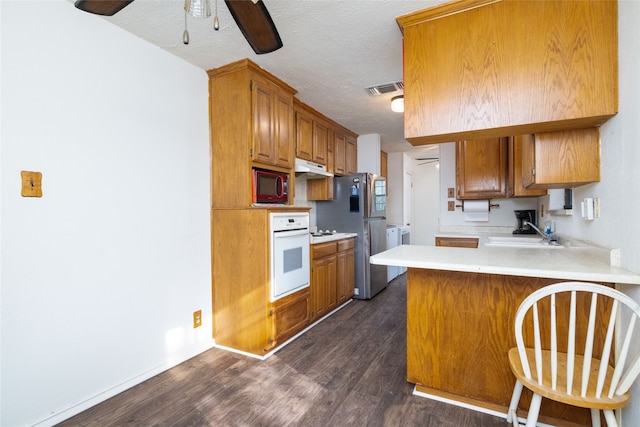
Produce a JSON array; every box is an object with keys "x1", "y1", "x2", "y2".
[
  {"x1": 208, "y1": 59, "x2": 297, "y2": 208},
  {"x1": 295, "y1": 104, "x2": 314, "y2": 161},
  {"x1": 345, "y1": 135, "x2": 357, "y2": 175},
  {"x1": 274, "y1": 90, "x2": 295, "y2": 168},
  {"x1": 251, "y1": 76, "x2": 295, "y2": 168},
  {"x1": 398, "y1": 0, "x2": 618, "y2": 145},
  {"x1": 294, "y1": 100, "x2": 328, "y2": 165},
  {"x1": 508, "y1": 135, "x2": 547, "y2": 198},
  {"x1": 521, "y1": 128, "x2": 601, "y2": 189},
  {"x1": 333, "y1": 128, "x2": 358, "y2": 177},
  {"x1": 294, "y1": 99, "x2": 358, "y2": 175},
  {"x1": 312, "y1": 120, "x2": 329, "y2": 165},
  {"x1": 333, "y1": 131, "x2": 347, "y2": 175},
  {"x1": 380, "y1": 151, "x2": 388, "y2": 179},
  {"x1": 456, "y1": 138, "x2": 508, "y2": 199}
]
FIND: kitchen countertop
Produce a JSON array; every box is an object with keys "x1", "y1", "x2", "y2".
[
  {"x1": 310, "y1": 232, "x2": 357, "y2": 245},
  {"x1": 370, "y1": 233, "x2": 640, "y2": 285}
]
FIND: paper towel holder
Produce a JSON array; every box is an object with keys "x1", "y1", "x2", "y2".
[{"x1": 455, "y1": 201, "x2": 500, "y2": 210}]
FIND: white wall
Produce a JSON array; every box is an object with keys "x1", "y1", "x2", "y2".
[
  {"x1": 357, "y1": 133, "x2": 381, "y2": 175},
  {"x1": 412, "y1": 156, "x2": 439, "y2": 245},
  {"x1": 386, "y1": 152, "x2": 402, "y2": 225},
  {"x1": 569, "y1": 3, "x2": 640, "y2": 424},
  {"x1": 1, "y1": 2, "x2": 213, "y2": 426}
]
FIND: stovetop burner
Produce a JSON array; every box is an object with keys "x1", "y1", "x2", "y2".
[{"x1": 311, "y1": 230, "x2": 338, "y2": 237}]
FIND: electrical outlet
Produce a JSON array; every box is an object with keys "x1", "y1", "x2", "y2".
[
  {"x1": 447, "y1": 187, "x2": 455, "y2": 198},
  {"x1": 448, "y1": 201, "x2": 455, "y2": 211},
  {"x1": 193, "y1": 310, "x2": 202, "y2": 328}
]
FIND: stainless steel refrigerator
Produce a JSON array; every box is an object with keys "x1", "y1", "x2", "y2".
[{"x1": 316, "y1": 173, "x2": 388, "y2": 299}]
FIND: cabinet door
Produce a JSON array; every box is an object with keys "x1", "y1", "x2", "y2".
[
  {"x1": 251, "y1": 78, "x2": 276, "y2": 165},
  {"x1": 333, "y1": 131, "x2": 346, "y2": 175},
  {"x1": 508, "y1": 135, "x2": 547, "y2": 197},
  {"x1": 345, "y1": 136, "x2": 357, "y2": 175},
  {"x1": 337, "y1": 246, "x2": 355, "y2": 303},
  {"x1": 311, "y1": 254, "x2": 336, "y2": 320},
  {"x1": 307, "y1": 177, "x2": 334, "y2": 201},
  {"x1": 270, "y1": 287, "x2": 310, "y2": 347},
  {"x1": 435, "y1": 237, "x2": 479, "y2": 248},
  {"x1": 274, "y1": 91, "x2": 294, "y2": 168},
  {"x1": 295, "y1": 108, "x2": 314, "y2": 161},
  {"x1": 522, "y1": 128, "x2": 600, "y2": 189},
  {"x1": 399, "y1": 0, "x2": 617, "y2": 145},
  {"x1": 312, "y1": 120, "x2": 329, "y2": 165},
  {"x1": 456, "y1": 138, "x2": 508, "y2": 199}
]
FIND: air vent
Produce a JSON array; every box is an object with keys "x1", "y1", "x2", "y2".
[{"x1": 365, "y1": 81, "x2": 404, "y2": 96}]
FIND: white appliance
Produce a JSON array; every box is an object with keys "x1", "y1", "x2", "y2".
[
  {"x1": 270, "y1": 212, "x2": 310, "y2": 301},
  {"x1": 399, "y1": 226, "x2": 410, "y2": 275},
  {"x1": 386, "y1": 225, "x2": 400, "y2": 283}
]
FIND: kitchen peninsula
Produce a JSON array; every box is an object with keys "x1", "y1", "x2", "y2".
[{"x1": 370, "y1": 238, "x2": 640, "y2": 426}]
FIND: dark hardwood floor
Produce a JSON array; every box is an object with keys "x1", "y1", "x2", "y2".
[{"x1": 58, "y1": 274, "x2": 506, "y2": 426}]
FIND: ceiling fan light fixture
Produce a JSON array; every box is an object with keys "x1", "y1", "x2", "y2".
[
  {"x1": 185, "y1": 0, "x2": 211, "y2": 18},
  {"x1": 391, "y1": 95, "x2": 404, "y2": 113},
  {"x1": 74, "y1": 0, "x2": 134, "y2": 16},
  {"x1": 225, "y1": 0, "x2": 283, "y2": 54}
]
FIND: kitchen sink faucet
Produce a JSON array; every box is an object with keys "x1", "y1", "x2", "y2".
[{"x1": 524, "y1": 221, "x2": 560, "y2": 245}]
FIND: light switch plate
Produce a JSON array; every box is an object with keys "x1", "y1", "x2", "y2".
[{"x1": 21, "y1": 171, "x2": 42, "y2": 197}]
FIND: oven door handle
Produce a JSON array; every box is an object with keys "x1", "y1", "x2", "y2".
[{"x1": 273, "y1": 228, "x2": 309, "y2": 238}]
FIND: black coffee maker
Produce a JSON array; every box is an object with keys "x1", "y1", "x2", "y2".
[{"x1": 513, "y1": 210, "x2": 537, "y2": 234}]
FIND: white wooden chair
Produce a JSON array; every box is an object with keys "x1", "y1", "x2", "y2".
[{"x1": 506, "y1": 282, "x2": 640, "y2": 427}]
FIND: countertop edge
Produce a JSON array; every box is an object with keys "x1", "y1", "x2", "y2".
[{"x1": 370, "y1": 244, "x2": 640, "y2": 285}]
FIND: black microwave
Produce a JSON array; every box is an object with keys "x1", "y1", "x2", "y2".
[{"x1": 252, "y1": 168, "x2": 288, "y2": 204}]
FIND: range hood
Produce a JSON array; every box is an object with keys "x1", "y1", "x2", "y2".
[{"x1": 294, "y1": 158, "x2": 333, "y2": 178}]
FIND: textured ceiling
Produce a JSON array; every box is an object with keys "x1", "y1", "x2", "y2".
[{"x1": 93, "y1": 0, "x2": 441, "y2": 159}]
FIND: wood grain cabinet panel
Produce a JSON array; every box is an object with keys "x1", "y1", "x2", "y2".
[
  {"x1": 507, "y1": 135, "x2": 547, "y2": 197},
  {"x1": 333, "y1": 131, "x2": 347, "y2": 175},
  {"x1": 522, "y1": 128, "x2": 601, "y2": 189},
  {"x1": 345, "y1": 135, "x2": 357, "y2": 175},
  {"x1": 336, "y1": 238, "x2": 355, "y2": 303},
  {"x1": 270, "y1": 287, "x2": 310, "y2": 346},
  {"x1": 435, "y1": 237, "x2": 478, "y2": 248},
  {"x1": 398, "y1": 0, "x2": 618, "y2": 145},
  {"x1": 456, "y1": 138, "x2": 508, "y2": 199},
  {"x1": 406, "y1": 268, "x2": 613, "y2": 426},
  {"x1": 311, "y1": 238, "x2": 355, "y2": 320}
]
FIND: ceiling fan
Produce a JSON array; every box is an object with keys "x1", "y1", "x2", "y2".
[{"x1": 74, "y1": 0, "x2": 283, "y2": 54}]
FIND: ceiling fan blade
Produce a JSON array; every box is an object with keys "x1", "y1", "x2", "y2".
[
  {"x1": 74, "y1": 0, "x2": 134, "y2": 16},
  {"x1": 224, "y1": 0, "x2": 283, "y2": 54}
]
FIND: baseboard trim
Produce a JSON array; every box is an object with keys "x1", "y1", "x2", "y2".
[
  {"x1": 412, "y1": 385, "x2": 557, "y2": 427},
  {"x1": 33, "y1": 341, "x2": 216, "y2": 427},
  {"x1": 213, "y1": 299, "x2": 354, "y2": 360}
]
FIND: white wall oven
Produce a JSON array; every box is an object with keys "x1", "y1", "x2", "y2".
[{"x1": 270, "y1": 212, "x2": 310, "y2": 301}]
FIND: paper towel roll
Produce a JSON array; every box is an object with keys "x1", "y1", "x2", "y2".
[{"x1": 463, "y1": 200, "x2": 490, "y2": 222}]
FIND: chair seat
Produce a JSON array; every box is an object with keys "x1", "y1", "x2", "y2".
[{"x1": 508, "y1": 347, "x2": 629, "y2": 410}]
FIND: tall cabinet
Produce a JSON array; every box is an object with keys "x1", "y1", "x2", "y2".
[
  {"x1": 208, "y1": 59, "x2": 297, "y2": 209},
  {"x1": 208, "y1": 59, "x2": 310, "y2": 356}
]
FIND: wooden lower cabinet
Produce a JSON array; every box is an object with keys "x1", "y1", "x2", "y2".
[
  {"x1": 336, "y1": 238, "x2": 355, "y2": 303},
  {"x1": 310, "y1": 237, "x2": 355, "y2": 321},
  {"x1": 270, "y1": 287, "x2": 310, "y2": 346},
  {"x1": 406, "y1": 268, "x2": 613, "y2": 426},
  {"x1": 435, "y1": 236, "x2": 479, "y2": 248},
  {"x1": 212, "y1": 208, "x2": 311, "y2": 356}
]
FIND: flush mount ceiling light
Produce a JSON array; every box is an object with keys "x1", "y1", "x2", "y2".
[{"x1": 391, "y1": 95, "x2": 404, "y2": 113}]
